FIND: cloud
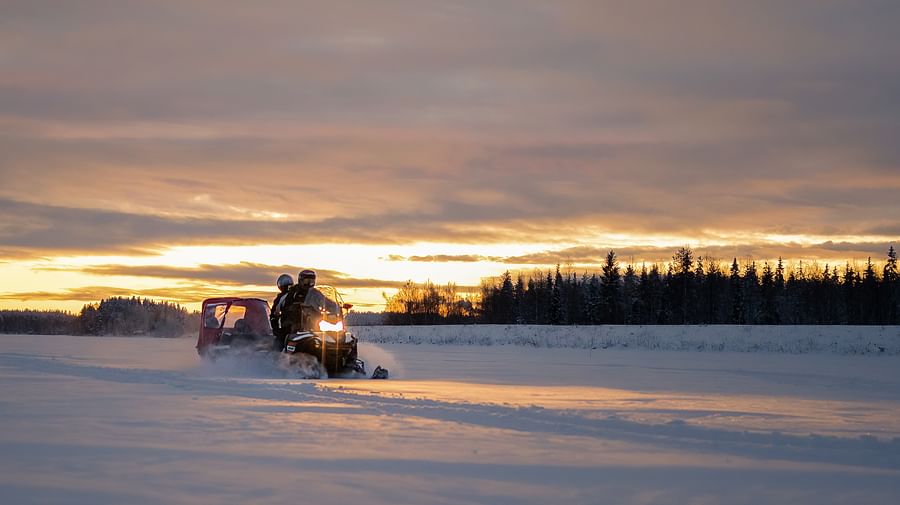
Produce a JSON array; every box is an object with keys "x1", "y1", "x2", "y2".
[
  {"x1": 499, "y1": 242, "x2": 899, "y2": 266},
  {"x1": 866, "y1": 225, "x2": 900, "y2": 237},
  {"x1": 0, "y1": 0, "x2": 898, "y2": 263},
  {"x1": 39, "y1": 262, "x2": 411, "y2": 291},
  {"x1": 0, "y1": 285, "x2": 271, "y2": 306},
  {"x1": 3, "y1": 189, "x2": 894, "y2": 267},
  {"x1": 393, "y1": 254, "x2": 494, "y2": 263},
  {"x1": 0, "y1": 197, "x2": 535, "y2": 255}
]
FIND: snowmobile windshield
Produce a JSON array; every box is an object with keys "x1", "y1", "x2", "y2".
[{"x1": 301, "y1": 286, "x2": 342, "y2": 319}]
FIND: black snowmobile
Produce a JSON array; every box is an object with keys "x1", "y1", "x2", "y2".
[
  {"x1": 196, "y1": 288, "x2": 388, "y2": 379},
  {"x1": 277, "y1": 284, "x2": 387, "y2": 378}
]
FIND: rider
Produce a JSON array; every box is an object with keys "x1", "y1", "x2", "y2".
[
  {"x1": 270, "y1": 273, "x2": 294, "y2": 351},
  {"x1": 274, "y1": 269, "x2": 318, "y2": 343},
  {"x1": 297, "y1": 269, "x2": 317, "y2": 297}
]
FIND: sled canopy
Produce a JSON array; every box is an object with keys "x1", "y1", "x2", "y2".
[{"x1": 196, "y1": 297, "x2": 271, "y2": 353}]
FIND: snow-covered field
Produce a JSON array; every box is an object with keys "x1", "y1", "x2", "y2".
[
  {"x1": 355, "y1": 324, "x2": 900, "y2": 354},
  {"x1": 1, "y1": 333, "x2": 899, "y2": 505}
]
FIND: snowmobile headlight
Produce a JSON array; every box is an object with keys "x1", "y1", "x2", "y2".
[{"x1": 318, "y1": 320, "x2": 343, "y2": 332}]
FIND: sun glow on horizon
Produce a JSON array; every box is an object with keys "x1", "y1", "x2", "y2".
[{"x1": 1, "y1": 233, "x2": 897, "y2": 313}]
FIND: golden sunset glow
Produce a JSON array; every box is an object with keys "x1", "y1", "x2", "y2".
[
  {"x1": 2, "y1": 233, "x2": 896, "y2": 313},
  {"x1": 0, "y1": 2, "x2": 897, "y2": 313}
]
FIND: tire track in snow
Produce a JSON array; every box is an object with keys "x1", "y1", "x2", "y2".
[{"x1": 3, "y1": 351, "x2": 899, "y2": 471}]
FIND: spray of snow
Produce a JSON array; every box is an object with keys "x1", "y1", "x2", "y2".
[
  {"x1": 196, "y1": 348, "x2": 325, "y2": 379},
  {"x1": 189, "y1": 338, "x2": 402, "y2": 380},
  {"x1": 277, "y1": 352, "x2": 327, "y2": 379},
  {"x1": 358, "y1": 342, "x2": 402, "y2": 378}
]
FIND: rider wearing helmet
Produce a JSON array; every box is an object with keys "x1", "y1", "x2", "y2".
[
  {"x1": 274, "y1": 269, "x2": 318, "y2": 345},
  {"x1": 270, "y1": 273, "x2": 294, "y2": 351},
  {"x1": 298, "y1": 269, "x2": 316, "y2": 295}
]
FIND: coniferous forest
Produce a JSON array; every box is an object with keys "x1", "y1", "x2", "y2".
[
  {"x1": 4, "y1": 247, "x2": 899, "y2": 333},
  {"x1": 385, "y1": 246, "x2": 900, "y2": 326},
  {"x1": 0, "y1": 297, "x2": 197, "y2": 336}
]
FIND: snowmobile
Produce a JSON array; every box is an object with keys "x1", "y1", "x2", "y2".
[{"x1": 196, "y1": 288, "x2": 388, "y2": 379}]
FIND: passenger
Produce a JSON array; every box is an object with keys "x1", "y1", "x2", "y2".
[{"x1": 270, "y1": 273, "x2": 294, "y2": 351}]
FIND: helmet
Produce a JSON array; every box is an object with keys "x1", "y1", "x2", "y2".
[
  {"x1": 298, "y1": 269, "x2": 316, "y2": 289},
  {"x1": 276, "y1": 273, "x2": 294, "y2": 293}
]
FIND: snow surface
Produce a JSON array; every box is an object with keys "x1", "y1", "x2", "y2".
[
  {"x1": 354, "y1": 324, "x2": 900, "y2": 354},
  {"x1": 1, "y1": 333, "x2": 899, "y2": 505}
]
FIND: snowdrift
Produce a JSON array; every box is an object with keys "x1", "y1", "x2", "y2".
[{"x1": 353, "y1": 324, "x2": 900, "y2": 355}]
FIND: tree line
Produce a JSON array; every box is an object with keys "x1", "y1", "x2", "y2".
[
  {"x1": 0, "y1": 297, "x2": 198, "y2": 337},
  {"x1": 383, "y1": 281, "x2": 477, "y2": 325},
  {"x1": 0, "y1": 309, "x2": 80, "y2": 335},
  {"x1": 385, "y1": 246, "x2": 900, "y2": 325},
  {"x1": 5, "y1": 247, "x2": 899, "y2": 331}
]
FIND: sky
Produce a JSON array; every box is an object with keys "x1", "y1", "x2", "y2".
[{"x1": 1, "y1": 0, "x2": 899, "y2": 312}]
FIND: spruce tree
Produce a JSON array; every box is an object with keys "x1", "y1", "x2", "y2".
[
  {"x1": 885, "y1": 246, "x2": 899, "y2": 283},
  {"x1": 601, "y1": 251, "x2": 622, "y2": 323},
  {"x1": 694, "y1": 256, "x2": 708, "y2": 323},
  {"x1": 496, "y1": 271, "x2": 515, "y2": 324},
  {"x1": 566, "y1": 272, "x2": 580, "y2": 324},
  {"x1": 729, "y1": 258, "x2": 744, "y2": 324},
  {"x1": 883, "y1": 246, "x2": 899, "y2": 323},
  {"x1": 514, "y1": 275, "x2": 526, "y2": 324},
  {"x1": 774, "y1": 257, "x2": 787, "y2": 321},
  {"x1": 823, "y1": 264, "x2": 841, "y2": 324},
  {"x1": 637, "y1": 265, "x2": 650, "y2": 324},
  {"x1": 622, "y1": 264, "x2": 638, "y2": 324},
  {"x1": 775, "y1": 258, "x2": 785, "y2": 291},
  {"x1": 743, "y1": 261, "x2": 759, "y2": 323},
  {"x1": 549, "y1": 265, "x2": 563, "y2": 324},
  {"x1": 670, "y1": 247, "x2": 695, "y2": 324},
  {"x1": 649, "y1": 264, "x2": 667, "y2": 323},
  {"x1": 784, "y1": 269, "x2": 799, "y2": 324},
  {"x1": 843, "y1": 264, "x2": 859, "y2": 324},
  {"x1": 540, "y1": 270, "x2": 553, "y2": 324},
  {"x1": 525, "y1": 278, "x2": 537, "y2": 324},
  {"x1": 579, "y1": 273, "x2": 592, "y2": 323},
  {"x1": 706, "y1": 258, "x2": 726, "y2": 323},
  {"x1": 759, "y1": 262, "x2": 779, "y2": 324},
  {"x1": 861, "y1": 258, "x2": 879, "y2": 324},
  {"x1": 587, "y1": 273, "x2": 602, "y2": 323}
]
